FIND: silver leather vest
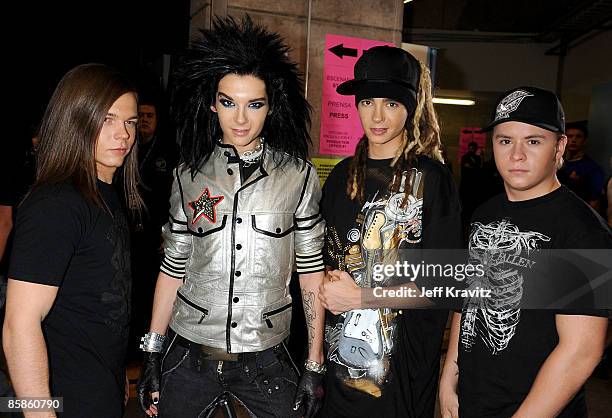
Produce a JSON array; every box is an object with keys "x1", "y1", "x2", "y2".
[{"x1": 161, "y1": 143, "x2": 324, "y2": 352}]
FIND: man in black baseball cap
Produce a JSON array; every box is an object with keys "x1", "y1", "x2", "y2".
[{"x1": 439, "y1": 86, "x2": 611, "y2": 418}]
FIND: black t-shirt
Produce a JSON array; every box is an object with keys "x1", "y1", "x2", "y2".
[
  {"x1": 9, "y1": 180, "x2": 131, "y2": 418},
  {"x1": 319, "y1": 155, "x2": 462, "y2": 418},
  {"x1": 458, "y1": 186, "x2": 612, "y2": 418}
]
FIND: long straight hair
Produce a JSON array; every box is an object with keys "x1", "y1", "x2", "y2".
[{"x1": 34, "y1": 63, "x2": 143, "y2": 213}]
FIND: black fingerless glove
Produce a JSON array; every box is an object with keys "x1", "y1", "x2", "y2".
[
  {"x1": 293, "y1": 369, "x2": 325, "y2": 418},
  {"x1": 136, "y1": 351, "x2": 162, "y2": 413}
]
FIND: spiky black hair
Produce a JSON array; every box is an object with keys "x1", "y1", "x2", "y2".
[{"x1": 171, "y1": 15, "x2": 312, "y2": 178}]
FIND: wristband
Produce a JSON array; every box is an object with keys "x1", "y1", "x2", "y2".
[
  {"x1": 140, "y1": 332, "x2": 167, "y2": 353},
  {"x1": 304, "y1": 359, "x2": 327, "y2": 375}
]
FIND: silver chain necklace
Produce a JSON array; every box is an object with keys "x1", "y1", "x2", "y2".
[{"x1": 239, "y1": 137, "x2": 264, "y2": 167}]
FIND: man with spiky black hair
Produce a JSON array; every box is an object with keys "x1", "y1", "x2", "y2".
[{"x1": 136, "y1": 16, "x2": 326, "y2": 418}]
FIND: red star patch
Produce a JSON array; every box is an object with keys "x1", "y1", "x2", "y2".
[{"x1": 188, "y1": 188, "x2": 224, "y2": 224}]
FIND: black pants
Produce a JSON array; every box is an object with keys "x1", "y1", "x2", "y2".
[{"x1": 158, "y1": 337, "x2": 302, "y2": 418}]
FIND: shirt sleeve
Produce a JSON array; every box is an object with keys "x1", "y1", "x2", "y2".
[
  {"x1": 417, "y1": 164, "x2": 464, "y2": 310},
  {"x1": 160, "y1": 168, "x2": 192, "y2": 279},
  {"x1": 294, "y1": 163, "x2": 325, "y2": 274},
  {"x1": 422, "y1": 164, "x2": 464, "y2": 249},
  {"x1": 320, "y1": 169, "x2": 336, "y2": 268},
  {"x1": 8, "y1": 188, "x2": 81, "y2": 286}
]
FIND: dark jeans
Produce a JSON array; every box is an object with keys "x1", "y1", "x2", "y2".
[{"x1": 158, "y1": 337, "x2": 302, "y2": 418}]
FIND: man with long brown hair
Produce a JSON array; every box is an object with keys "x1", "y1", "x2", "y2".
[{"x1": 3, "y1": 63, "x2": 142, "y2": 418}]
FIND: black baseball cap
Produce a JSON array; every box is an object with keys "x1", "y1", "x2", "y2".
[
  {"x1": 481, "y1": 86, "x2": 565, "y2": 133},
  {"x1": 336, "y1": 46, "x2": 420, "y2": 111}
]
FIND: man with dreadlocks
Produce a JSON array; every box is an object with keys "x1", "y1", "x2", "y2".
[
  {"x1": 317, "y1": 46, "x2": 462, "y2": 417},
  {"x1": 136, "y1": 17, "x2": 326, "y2": 418}
]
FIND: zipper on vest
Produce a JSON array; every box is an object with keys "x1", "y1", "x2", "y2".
[
  {"x1": 177, "y1": 292, "x2": 209, "y2": 324},
  {"x1": 262, "y1": 302, "x2": 292, "y2": 328}
]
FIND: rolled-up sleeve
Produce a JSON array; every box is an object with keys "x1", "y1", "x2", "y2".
[
  {"x1": 294, "y1": 164, "x2": 325, "y2": 274},
  {"x1": 160, "y1": 168, "x2": 192, "y2": 279}
]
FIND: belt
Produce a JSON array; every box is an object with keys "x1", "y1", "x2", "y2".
[{"x1": 175, "y1": 334, "x2": 240, "y2": 361}]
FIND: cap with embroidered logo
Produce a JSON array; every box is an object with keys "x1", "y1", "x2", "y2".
[{"x1": 481, "y1": 86, "x2": 565, "y2": 133}]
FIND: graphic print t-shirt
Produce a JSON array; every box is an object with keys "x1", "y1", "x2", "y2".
[
  {"x1": 458, "y1": 186, "x2": 612, "y2": 418},
  {"x1": 320, "y1": 156, "x2": 462, "y2": 418},
  {"x1": 9, "y1": 180, "x2": 131, "y2": 418}
]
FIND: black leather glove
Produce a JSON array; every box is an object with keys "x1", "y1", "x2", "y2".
[
  {"x1": 136, "y1": 351, "x2": 162, "y2": 414},
  {"x1": 293, "y1": 369, "x2": 325, "y2": 418}
]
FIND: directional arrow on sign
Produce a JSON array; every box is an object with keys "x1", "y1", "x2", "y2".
[{"x1": 329, "y1": 43, "x2": 358, "y2": 59}]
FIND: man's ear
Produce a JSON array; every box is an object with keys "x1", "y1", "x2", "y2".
[
  {"x1": 556, "y1": 134, "x2": 568, "y2": 168},
  {"x1": 557, "y1": 134, "x2": 568, "y2": 156}
]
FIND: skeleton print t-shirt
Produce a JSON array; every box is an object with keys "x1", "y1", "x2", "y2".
[
  {"x1": 320, "y1": 155, "x2": 462, "y2": 418},
  {"x1": 458, "y1": 186, "x2": 612, "y2": 418}
]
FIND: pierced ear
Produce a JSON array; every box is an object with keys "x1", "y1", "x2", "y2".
[{"x1": 210, "y1": 105, "x2": 217, "y2": 113}]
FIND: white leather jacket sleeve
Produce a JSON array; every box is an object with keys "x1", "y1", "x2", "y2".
[
  {"x1": 294, "y1": 164, "x2": 325, "y2": 274},
  {"x1": 160, "y1": 167, "x2": 192, "y2": 279}
]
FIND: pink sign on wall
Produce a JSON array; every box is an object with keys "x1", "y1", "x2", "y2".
[
  {"x1": 458, "y1": 127, "x2": 487, "y2": 162},
  {"x1": 319, "y1": 34, "x2": 394, "y2": 156}
]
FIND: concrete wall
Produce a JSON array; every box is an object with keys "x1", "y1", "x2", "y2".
[
  {"x1": 189, "y1": 0, "x2": 405, "y2": 157},
  {"x1": 427, "y1": 39, "x2": 559, "y2": 93},
  {"x1": 561, "y1": 30, "x2": 612, "y2": 121},
  {"x1": 587, "y1": 82, "x2": 612, "y2": 177}
]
